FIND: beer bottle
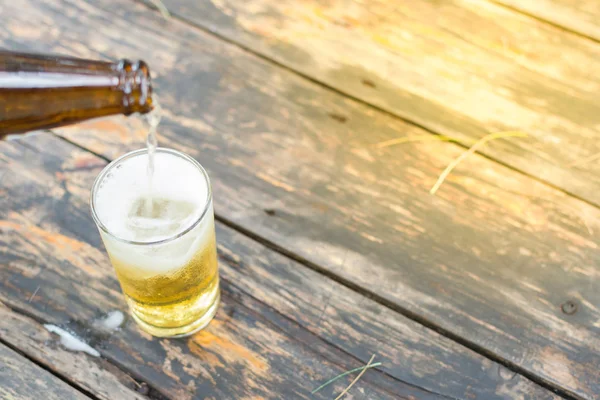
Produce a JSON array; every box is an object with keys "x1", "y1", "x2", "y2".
[{"x1": 0, "y1": 51, "x2": 153, "y2": 138}]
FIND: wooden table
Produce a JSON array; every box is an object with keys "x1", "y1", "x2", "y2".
[{"x1": 1, "y1": 0, "x2": 599, "y2": 399}]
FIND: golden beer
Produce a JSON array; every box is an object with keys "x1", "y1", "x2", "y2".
[{"x1": 91, "y1": 149, "x2": 219, "y2": 337}]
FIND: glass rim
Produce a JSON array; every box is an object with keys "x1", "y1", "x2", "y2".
[{"x1": 90, "y1": 147, "x2": 213, "y2": 246}]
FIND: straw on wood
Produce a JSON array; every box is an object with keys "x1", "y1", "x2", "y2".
[{"x1": 430, "y1": 131, "x2": 527, "y2": 195}]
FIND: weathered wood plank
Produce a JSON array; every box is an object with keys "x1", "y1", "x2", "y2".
[
  {"x1": 149, "y1": 0, "x2": 600, "y2": 206},
  {"x1": 3, "y1": 0, "x2": 599, "y2": 398},
  {"x1": 0, "y1": 302, "x2": 149, "y2": 400},
  {"x1": 494, "y1": 0, "x2": 600, "y2": 42},
  {"x1": 0, "y1": 342, "x2": 91, "y2": 400},
  {"x1": 0, "y1": 134, "x2": 560, "y2": 399}
]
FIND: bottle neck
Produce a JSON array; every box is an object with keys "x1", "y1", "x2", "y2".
[{"x1": 0, "y1": 51, "x2": 153, "y2": 137}]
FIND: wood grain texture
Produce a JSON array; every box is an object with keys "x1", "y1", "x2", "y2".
[
  {"x1": 0, "y1": 303, "x2": 148, "y2": 400},
  {"x1": 1, "y1": 134, "x2": 561, "y2": 399},
  {"x1": 151, "y1": 0, "x2": 600, "y2": 207},
  {"x1": 2, "y1": 0, "x2": 598, "y2": 398},
  {"x1": 0, "y1": 342, "x2": 90, "y2": 400},
  {"x1": 493, "y1": 0, "x2": 600, "y2": 42}
]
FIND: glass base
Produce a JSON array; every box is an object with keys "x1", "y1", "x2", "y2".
[{"x1": 131, "y1": 290, "x2": 220, "y2": 338}]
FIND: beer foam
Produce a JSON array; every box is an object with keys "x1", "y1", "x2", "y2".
[
  {"x1": 44, "y1": 324, "x2": 100, "y2": 357},
  {"x1": 93, "y1": 310, "x2": 125, "y2": 331},
  {"x1": 95, "y1": 150, "x2": 208, "y2": 243},
  {"x1": 94, "y1": 149, "x2": 213, "y2": 275}
]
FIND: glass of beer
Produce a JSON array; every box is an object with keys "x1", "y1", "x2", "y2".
[{"x1": 90, "y1": 148, "x2": 220, "y2": 337}]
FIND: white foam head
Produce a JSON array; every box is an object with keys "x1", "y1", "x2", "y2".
[{"x1": 92, "y1": 148, "x2": 213, "y2": 275}]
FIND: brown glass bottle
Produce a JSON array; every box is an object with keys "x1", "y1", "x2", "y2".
[{"x1": 0, "y1": 51, "x2": 153, "y2": 138}]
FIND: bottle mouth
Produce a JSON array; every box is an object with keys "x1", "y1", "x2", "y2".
[
  {"x1": 118, "y1": 59, "x2": 153, "y2": 114},
  {"x1": 137, "y1": 60, "x2": 153, "y2": 113}
]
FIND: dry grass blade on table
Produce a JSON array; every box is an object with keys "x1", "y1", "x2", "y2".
[
  {"x1": 27, "y1": 285, "x2": 40, "y2": 303},
  {"x1": 312, "y1": 355, "x2": 379, "y2": 398},
  {"x1": 334, "y1": 355, "x2": 377, "y2": 400},
  {"x1": 148, "y1": 0, "x2": 170, "y2": 18},
  {"x1": 430, "y1": 131, "x2": 528, "y2": 195}
]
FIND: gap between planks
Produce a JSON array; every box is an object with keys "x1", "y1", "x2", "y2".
[
  {"x1": 133, "y1": 0, "x2": 600, "y2": 213},
  {"x1": 219, "y1": 280, "x2": 437, "y2": 400},
  {"x1": 487, "y1": 0, "x2": 600, "y2": 46},
  {"x1": 219, "y1": 273, "x2": 460, "y2": 400}
]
